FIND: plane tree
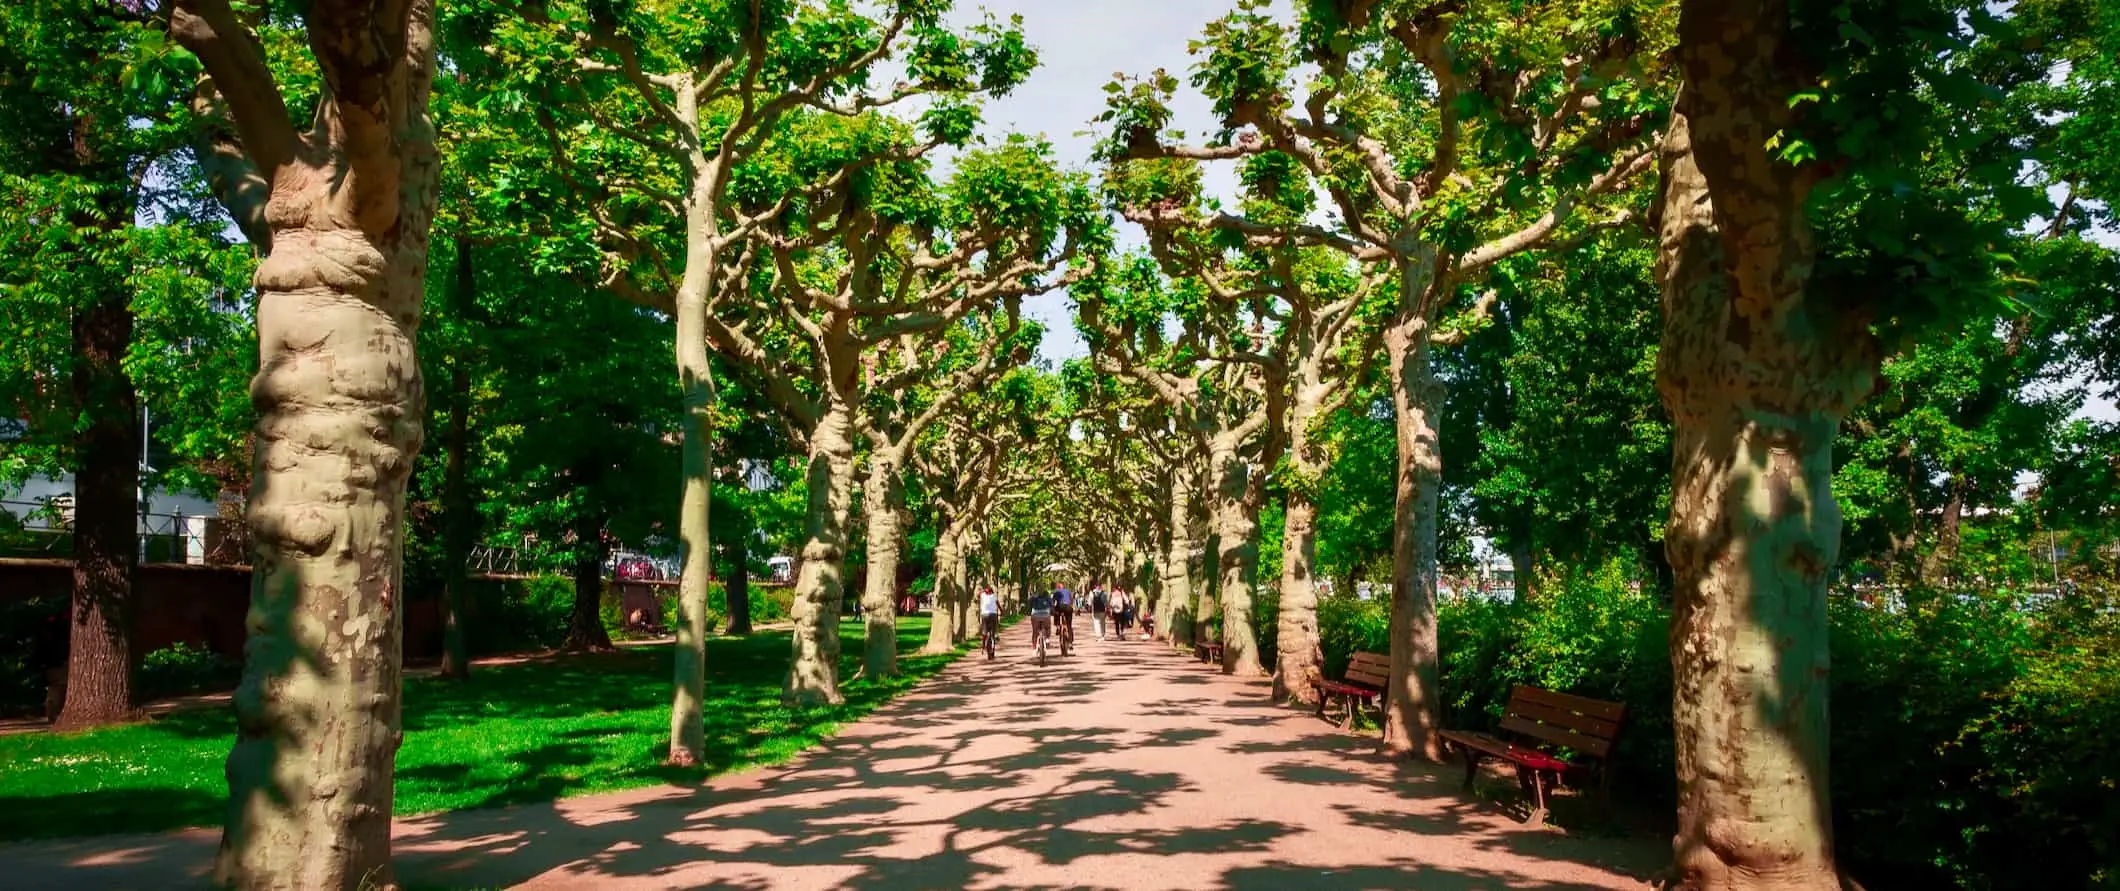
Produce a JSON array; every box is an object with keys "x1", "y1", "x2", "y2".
[
  {"x1": 1079, "y1": 252, "x2": 1286, "y2": 676},
  {"x1": 854, "y1": 308, "x2": 1039, "y2": 676},
  {"x1": 481, "y1": 0, "x2": 1036, "y2": 758},
  {"x1": 1099, "y1": 0, "x2": 1672, "y2": 757},
  {"x1": 708, "y1": 127, "x2": 1099, "y2": 703}
]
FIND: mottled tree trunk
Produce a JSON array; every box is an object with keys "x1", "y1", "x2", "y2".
[
  {"x1": 1657, "y1": 10, "x2": 1875, "y2": 878},
  {"x1": 178, "y1": 2, "x2": 440, "y2": 887},
  {"x1": 56, "y1": 273, "x2": 139, "y2": 732},
  {"x1": 786, "y1": 400, "x2": 855, "y2": 705},
  {"x1": 859, "y1": 452, "x2": 906, "y2": 676},
  {"x1": 924, "y1": 512, "x2": 961, "y2": 654},
  {"x1": 666, "y1": 99, "x2": 720, "y2": 765},
  {"x1": 564, "y1": 504, "x2": 614, "y2": 652},
  {"x1": 1381, "y1": 309, "x2": 1446, "y2": 761},
  {"x1": 1209, "y1": 438, "x2": 1265, "y2": 675},
  {"x1": 437, "y1": 240, "x2": 476, "y2": 681},
  {"x1": 1158, "y1": 470, "x2": 1195, "y2": 645},
  {"x1": 1274, "y1": 389, "x2": 1328, "y2": 704},
  {"x1": 1194, "y1": 524, "x2": 1222, "y2": 649}
]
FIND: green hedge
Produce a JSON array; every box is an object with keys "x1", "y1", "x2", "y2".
[{"x1": 1309, "y1": 566, "x2": 2120, "y2": 890}]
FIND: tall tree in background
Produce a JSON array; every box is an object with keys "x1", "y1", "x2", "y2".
[
  {"x1": 169, "y1": 0, "x2": 439, "y2": 885},
  {"x1": 1, "y1": 3, "x2": 153, "y2": 731},
  {"x1": 1102, "y1": 0, "x2": 1672, "y2": 757},
  {"x1": 856, "y1": 311, "x2": 1035, "y2": 676},
  {"x1": 1081, "y1": 254, "x2": 1285, "y2": 676},
  {"x1": 490, "y1": 0, "x2": 1036, "y2": 759},
  {"x1": 715, "y1": 128, "x2": 1093, "y2": 703}
]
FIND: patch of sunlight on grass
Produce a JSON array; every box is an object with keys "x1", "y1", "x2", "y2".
[{"x1": 0, "y1": 617, "x2": 961, "y2": 841}]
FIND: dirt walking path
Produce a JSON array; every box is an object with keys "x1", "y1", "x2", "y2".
[{"x1": 0, "y1": 622, "x2": 1661, "y2": 889}]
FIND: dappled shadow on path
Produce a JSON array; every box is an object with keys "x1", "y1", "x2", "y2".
[{"x1": 2, "y1": 626, "x2": 1658, "y2": 890}]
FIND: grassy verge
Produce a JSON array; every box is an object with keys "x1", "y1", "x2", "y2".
[{"x1": 0, "y1": 617, "x2": 959, "y2": 842}]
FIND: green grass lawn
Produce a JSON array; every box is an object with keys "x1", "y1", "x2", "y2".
[{"x1": 0, "y1": 617, "x2": 960, "y2": 842}]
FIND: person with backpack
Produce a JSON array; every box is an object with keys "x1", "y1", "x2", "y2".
[
  {"x1": 1051, "y1": 583, "x2": 1076, "y2": 653},
  {"x1": 1090, "y1": 584, "x2": 1111, "y2": 640},
  {"x1": 1111, "y1": 587, "x2": 1134, "y2": 641}
]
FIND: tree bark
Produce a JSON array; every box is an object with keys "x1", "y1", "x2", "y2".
[
  {"x1": 786, "y1": 400, "x2": 855, "y2": 705},
  {"x1": 1274, "y1": 386, "x2": 1328, "y2": 704},
  {"x1": 175, "y1": 2, "x2": 440, "y2": 887},
  {"x1": 437, "y1": 239, "x2": 476, "y2": 681},
  {"x1": 722, "y1": 512, "x2": 753, "y2": 635},
  {"x1": 1509, "y1": 538, "x2": 1538, "y2": 601},
  {"x1": 1159, "y1": 469, "x2": 1196, "y2": 645},
  {"x1": 859, "y1": 451, "x2": 906, "y2": 676},
  {"x1": 1657, "y1": 5, "x2": 1877, "y2": 879},
  {"x1": 1208, "y1": 438, "x2": 1265, "y2": 675},
  {"x1": 1922, "y1": 474, "x2": 1965, "y2": 587},
  {"x1": 564, "y1": 503, "x2": 614, "y2": 652},
  {"x1": 1194, "y1": 523, "x2": 1222, "y2": 648},
  {"x1": 667, "y1": 92, "x2": 719, "y2": 765},
  {"x1": 1381, "y1": 305, "x2": 1446, "y2": 761},
  {"x1": 924, "y1": 511, "x2": 961, "y2": 654},
  {"x1": 55, "y1": 268, "x2": 139, "y2": 732}
]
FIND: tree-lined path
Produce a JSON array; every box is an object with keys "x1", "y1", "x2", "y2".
[{"x1": 0, "y1": 626, "x2": 1654, "y2": 890}]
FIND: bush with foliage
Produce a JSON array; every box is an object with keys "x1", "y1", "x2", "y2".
[
  {"x1": 468, "y1": 574, "x2": 573, "y2": 654},
  {"x1": 1308, "y1": 568, "x2": 2120, "y2": 890},
  {"x1": 0, "y1": 594, "x2": 65, "y2": 716},
  {"x1": 135, "y1": 642, "x2": 242, "y2": 700}
]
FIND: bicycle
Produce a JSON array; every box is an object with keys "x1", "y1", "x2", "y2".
[
  {"x1": 1031, "y1": 616, "x2": 1051, "y2": 665},
  {"x1": 981, "y1": 616, "x2": 998, "y2": 661},
  {"x1": 1056, "y1": 608, "x2": 1074, "y2": 657}
]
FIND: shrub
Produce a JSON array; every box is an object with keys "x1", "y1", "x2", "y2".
[
  {"x1": 469, "y1": 574, "x2": 573, "y2": 653},
  {"x1": 135, "y1": 642, "x2": 241, "y2": 700},
  {"x1": 0, "y1": 594, "x2": 66, "y2": 716},
  {"x1": 1310, "y1": 566, "x2": 2120, "y2": 889}
]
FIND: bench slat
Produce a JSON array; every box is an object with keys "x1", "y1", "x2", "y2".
[
  {"x1": 1344, "y1": 668, "x2": 1391, "y2": 686},
  {"x1": 1348, "y1": 653, "x2": 1392, "y2": 670},
  {"x1": 1510, "y1": 685, "x2": 1626, "y2": 723},
  {"x1": 1506, "y1": 696, "x2": 1622, "y2": 740},
  {"x1": 1499, "y1": 714, "x2": 1617, "y2": 758}
]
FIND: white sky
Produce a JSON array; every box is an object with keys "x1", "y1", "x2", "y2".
[
  {"x1": 955, "y1": 2, "x2": 2120, "y2": 432},
  {"x1": 945, "y1": 0, "x2": 1236, "y2": 364}
]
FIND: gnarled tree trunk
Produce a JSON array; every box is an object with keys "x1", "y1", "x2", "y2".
[
  {"x1": 859, "y1": 452, "x2": 906, "y2": 676},
  {"x1": 1158, "y1": 469, "x2": 1195, "y2": 645},
  {"x1": 786, "y1": 399, "x2": 855, "y2": 705},
  {"x1": 1208, "y1": 437, "x2": 1265, "y2": 676},
  {"x1": 176, "y1": 2, "x2": 440, "y2": 887},
  {"x1": 56, "y1": 266, "x2": 139, "y2": 732},
  {"x1": 1381, "y1": 309, "x2": 1446, "y2": 761},
  {"x1": 1657, "y1": 5, "x2": 1875, "y2": 878},
  {"x1": 924, "y1": 510, "x2": 961, "y2": 654},
  {"x1": 1274, "y1": 387, "x2": 1328, "y2": 704}
]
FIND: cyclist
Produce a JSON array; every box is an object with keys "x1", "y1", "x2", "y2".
[
  {"x1": 1051, "y1": 583, "x2": 1076, "y2": 655},
  {"x1": 977, "y1": 585, "x2": 1001, "y2": 658},
  {"x1": 1026, "y1": 585, "x2": 1055, "y2": 659}
]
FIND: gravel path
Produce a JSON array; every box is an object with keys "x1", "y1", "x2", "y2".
[{"x1": 1, "y1": 622, "x2": 1660, "y2": 889}]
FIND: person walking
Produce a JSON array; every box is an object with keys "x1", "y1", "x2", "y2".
[
  {"x1": 1112, "y1": 588, "x2": 1134, "y2": 641},
  {"x1": 1090, "y1": 584, "x2": 1110, "y2": 641}
]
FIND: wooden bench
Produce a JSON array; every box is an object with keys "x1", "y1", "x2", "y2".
[
  {"x1": 1196, "y1": 641, "x2": 1224, "y2": 663},
  {"x1": 1438, "y1": 685, "x2": 1626, "y2": 827},
  {"x1": 1312, "y1": 652, "x2": 1390, "y2": 729}
]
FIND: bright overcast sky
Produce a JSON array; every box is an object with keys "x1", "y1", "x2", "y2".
[
  {"x1": 938, "y1": 2, "x2": 2119, "y2": 426},
  {"x1": 944, "y1": 0, "x2": 1235, "y2": 365}
]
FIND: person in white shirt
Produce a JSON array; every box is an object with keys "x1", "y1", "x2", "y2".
[{"x1": 978, "y1": 586, "x2": 1002, "y2": 645}]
